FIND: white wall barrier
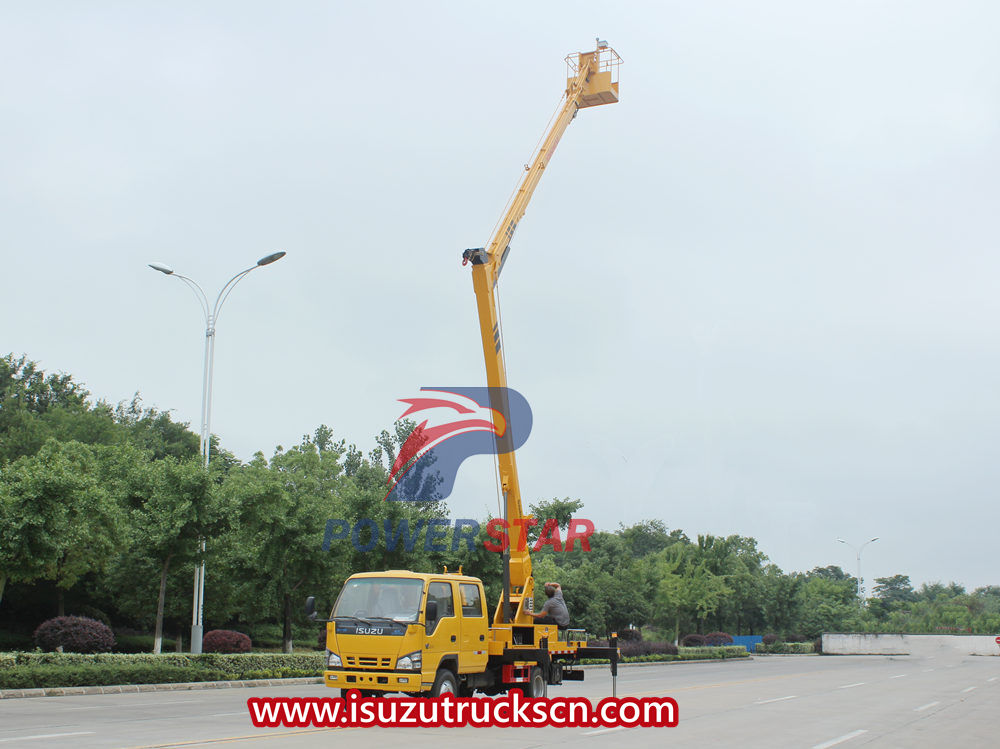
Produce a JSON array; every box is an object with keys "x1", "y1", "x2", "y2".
[{"x1": 822, "y1": 633, "x2": 1000, "y2": 656}]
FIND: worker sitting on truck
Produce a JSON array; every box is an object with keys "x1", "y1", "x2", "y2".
[{"x1": 527, "y1": 582, "x2": 570, "y2": 627}]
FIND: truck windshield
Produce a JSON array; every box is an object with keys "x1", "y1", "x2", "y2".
[{"x1": 333, "y1": 578, "x2": 425, "y2": 622}]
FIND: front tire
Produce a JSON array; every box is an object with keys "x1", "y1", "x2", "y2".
[{"x1": 430, "y1": 668, "x2": 458, "y2": 697}]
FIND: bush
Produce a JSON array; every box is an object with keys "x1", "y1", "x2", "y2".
[
  {"x1": 681, "y1": 633, "x2": 706, "y2": 647},
  {"x1": 202, "y1": 630, "x2": 251, "y2": 654},
  {"x1": 704, "y1": 631, "x2": 734, "y2": 646},
  {"x1": 34, "y1": 617, "x2": 115, "y2": 654},
  {"x1": 0, "y1": 652, "x2": 326, "y2": 688},
  {"x1": 761, "y1": 633, "x2": 779, "y2": 645},
  {"x1": 618, "y1": 628, "x2": 643, "y2": 641},
  {"x1": 0, "y1": 663, "x2": 228, "y2": 690},
  {"x1": 756, "y1": 642, "x2": 814, "y2": 655},
  {"x1": 813, "y1": 637, "x2": 823, "y2": 654},
  {"x1": 678, "y1": 646, "x2": 748, "y2": 659},
  {"x1": 785, "y1": 632, "x2": 807, "y2": 643}
]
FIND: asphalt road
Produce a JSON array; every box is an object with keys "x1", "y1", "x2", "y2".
[{"x1": 1, "y1": 653, "x2": 997, "y2": 748}]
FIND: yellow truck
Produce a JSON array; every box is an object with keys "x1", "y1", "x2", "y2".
[
  {"x1": 307, "y1": 570, "x2": 612, "y2": 698},
  {"x1": 306, "y1": 41, "x2": 623, "y2": 698}
]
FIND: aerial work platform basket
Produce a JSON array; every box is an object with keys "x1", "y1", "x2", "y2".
[{"x1": 566, "y1": 40, "x2": 622, "y2": 108}]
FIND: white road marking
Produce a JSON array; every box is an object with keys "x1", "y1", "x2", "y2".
[
  {"x1": 756, "y1": 695, "x2": 797, "y2": 704},
  {"x1": 582, "y1": 727, "x2": 627, "y2": 736},
  {"x1": 812, "y1": 729, "x2": 868, "y2": 748},
  {"x1": 211, "y1": 712, "x2": 248, "y2": 717},
  {"x1": 923, "y1": 669, "x2": 935, "y2": 672},
  {"x1": 961, "y1": 686, "x2": 976, "y2": 693},
  {"x1": 890, "y1": 674, "x2": 907, "y2": 679},
  {"x1": 838, "y1": 682, "x2": 865, "y2": 689},
  {"x1": 914, "y1": 701, "x2": 940, "y2": 712},
  {"x1": 988, "y1": 677, "x2": 998, "y2": 683},
  {"x1": 0, "y1": 733, "x2": 95, "y2": 744}
]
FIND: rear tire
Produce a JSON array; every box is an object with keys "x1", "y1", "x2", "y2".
[
  {"x1": 430, "y1": 668, "x2": 458, "y2": 697},
  {"x1": 528, "y1": 667, "x2": 547, "y2": 698}
]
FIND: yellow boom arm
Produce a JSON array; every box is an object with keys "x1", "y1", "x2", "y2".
[{"x1": 461, "y1": 42, "x2": 621, "y2": 625}]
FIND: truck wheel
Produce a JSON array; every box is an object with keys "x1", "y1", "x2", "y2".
[
  {"x1": 430, "y1": 668, "x2": 458, "y2": 697},
  {"x1": 527, "y1": 667, "x2": 547, "y2": 698}
]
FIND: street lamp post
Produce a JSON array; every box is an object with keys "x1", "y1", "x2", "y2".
[
  {"x1": 837, "y1": 536, "x2": 879, "y2": 605},
  {"x1": 149, "y1": 251, "x2": 286, "y2": 653}
]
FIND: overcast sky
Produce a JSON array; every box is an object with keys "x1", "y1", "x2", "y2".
[{"x1": 3, "y1": 2, "x2": 998, "y2": 591}]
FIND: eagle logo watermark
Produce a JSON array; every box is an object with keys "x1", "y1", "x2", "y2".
[{"x1": 384, "y1": 386, "x2": 532, "y2": 502}]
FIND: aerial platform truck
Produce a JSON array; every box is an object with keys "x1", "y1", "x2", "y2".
[{"x1": 307, "y1": 41, "x2": 623, "y2": 699}]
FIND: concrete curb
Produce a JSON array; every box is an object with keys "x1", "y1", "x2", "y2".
[{"x1": 0, "y1": 676, "x2": 323, "y2": 700}]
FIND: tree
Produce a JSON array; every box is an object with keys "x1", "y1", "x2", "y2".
[
  {"x1": 0, "y1": 440, "x2": 121, "y2": 613},
  {"x1": 873, "y1": 574, "x2": 916, "y2": 605},
  {"x1": 223, "y1": 436, "x2": 346, "y2": 652},
  {"x1": 652, "y1": 545, "x2": 731, "y2": 643},
  {"x1": 619, "y1": 519, "x2": 680, "y2": 558},
  {"x1": 113, "y1": 395, "x2": 199, "y2": 461},
  {"x1": 0, "y1": 355, "x2": 119, "y2": 464},
  {"x1": 103, "y1": 446, "x2": 224, "y2": 653}
]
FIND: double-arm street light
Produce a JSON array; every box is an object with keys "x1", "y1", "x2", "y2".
[
  {"x1": 149, "y1": 251, "x2": 286, "y2": 653},
  {"x1": 837, "y1": 536, "x2": 879, "y2": 605}
]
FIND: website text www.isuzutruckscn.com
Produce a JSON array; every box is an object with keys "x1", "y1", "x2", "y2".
[{"x1": 248, "y1": 690, "x2": 678, "y2": 729}]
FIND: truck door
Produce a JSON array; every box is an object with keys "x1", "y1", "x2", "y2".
[
  {"x1": 424, "y1": 580, "x2": 459, "y2": 684},
  {"x1": 458, "y1": 582, "x2": 489, "y2": 672}
]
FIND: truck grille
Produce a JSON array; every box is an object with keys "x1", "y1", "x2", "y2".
[{"x1": 346, "y1": 656, "x2": 392, "y2": 670}]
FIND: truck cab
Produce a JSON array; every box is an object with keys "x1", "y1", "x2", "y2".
[{"x1": 320, "y1": 570, "x2": 489, "y2": 697}]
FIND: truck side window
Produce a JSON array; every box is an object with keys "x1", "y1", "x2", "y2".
[
  {"x1": 427, "y1": 582, "x2": 454, "y2": 634},
  {"x1": 459, "y1": 583, "x2": 483, "y2": 618}
]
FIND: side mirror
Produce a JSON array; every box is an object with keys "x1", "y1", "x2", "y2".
[
  {"x1": 425, "y1": 600, "x2": 438, "y2": 622},
  {"x1": 304, "y1": 596, "x2": 316, "y2": 621}
]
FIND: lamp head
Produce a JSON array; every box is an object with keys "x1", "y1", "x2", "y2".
[
  {"x1": 148, "y1": 262, "x2": 174, "y2": 275},
  {"x1": 257, "y1": 251, "x2": 286, "y2": 266}
]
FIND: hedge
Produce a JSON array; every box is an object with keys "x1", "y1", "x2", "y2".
[
  {"x1": 579, "y1": 646, "x2": 748, "y2": 665},
  {"x1": 0, "y1": 652, "x2": 325, "y2": 689},
  {"x1": 755, "y1": 642, "x2": 816, "y2": 654}
]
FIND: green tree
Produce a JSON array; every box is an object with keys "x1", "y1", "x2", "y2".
[
  {"x1": 0, "y1": 440, "x2": 121, "y2": 613},
  {"x1": 652, "y1": 545, "x2": 731, "y2": 642},
  {"x1": 223, "y1": 437, "x2": 347, "y2": 652},
  {"x1": 873, "y1": 574, "x2": 916, "y2": 605}
]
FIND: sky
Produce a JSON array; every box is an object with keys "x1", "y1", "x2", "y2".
[{"x1": 2, "y1": 2, "x2": 998, "y2": 591}]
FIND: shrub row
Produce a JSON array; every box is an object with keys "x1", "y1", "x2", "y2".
[
  {"x1": 0, "y1": 653, "x2": 325, "y2": 689},
  {"x1": 755, "y1": 642, "x2": 816, "y2": 654},
  {"x1": 678, "y1": 646, "x2": 748, "y2": 659},
  {"x1": 0, "y1": 662, "x2": 322, "y2": 690},
  {"x1": 578, "y1": 645, "x2": 749, "y2": 665}
]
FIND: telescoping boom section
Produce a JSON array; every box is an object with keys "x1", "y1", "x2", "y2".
[{"x1": 461, "y1": 42, "x2": 621, "y2": 631}]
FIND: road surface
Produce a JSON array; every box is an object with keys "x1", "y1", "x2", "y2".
[{"x1": 1, "y1": 653, "x2": 997, "y2": 748}]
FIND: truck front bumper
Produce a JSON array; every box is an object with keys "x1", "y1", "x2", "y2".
[{"x1": 323, "y1": 670, "x2": 425, "y2": 692}]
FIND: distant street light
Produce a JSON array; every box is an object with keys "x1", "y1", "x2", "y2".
[
  {"x1": 149, "y1": 251, "x2": 286, "y2": 653},
  {"x1": 837, "y1": 536, "x2": 879, "y2": 605}
]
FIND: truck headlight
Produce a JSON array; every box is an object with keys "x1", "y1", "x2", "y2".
[
  {"x1": 396, "y1": 650, "x2": 422, "y2": 670},
  {"x1": 327, "y1": 650, "x2": 342, "y2": 668}
]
